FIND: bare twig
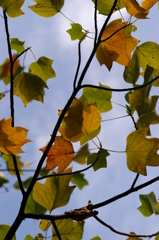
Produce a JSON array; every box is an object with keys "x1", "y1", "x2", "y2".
[
  {"x1": 13, "y1": 47, "x2": 31, "y2": 63},
  {"x1": 94, "y1": 0, "x2": 98, "y2": 46},
  {"x1": 51, "y1": 220, "x2": 62, "y2": 240}
]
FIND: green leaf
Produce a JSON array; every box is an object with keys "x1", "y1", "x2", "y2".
[
  {"x1": 30, "y1": 56, "x2": 56, "y2": 82},
  {"x1": 14, "y1": 177, "x2": 32, "y2": 190},
  {"x1": 71, "y1": 173, "x2": 89, "y2": 190},
  {"x1": 153, "y1": 68, "x2": 159, "y2": 86},
  {"x1": 0, "y1": 172, "x2": 9, "y2": 187},
  {"x1": 155, "y1": 234, "x2": 159, "y2": 240},
  {"x1": 126, "y1": 128, "x2": 159, "y2": 175},
  {"x1": 81, "y1": 83, "x2": 112, "y2": 113},
  {"x1": 123, "y1": 53, "x2": 139, "y2": 84},
  {"x1": 67, "y1": 23, "x2": 85, "y2": 41},
  {"x1": 90, "y1": 237, "x2": 101, "y2": 240},
  {"x1": 73, "y1": 143, "x2": 90, "y2": 164},
  {"x1": 24, "y1": 235, "x2": 34, "y2": 240},
  {"x1": 33, "y1": 167, "x2": 75, "y2": 212},
  {"x1": 10, "y1": 38, "x2": 25, "y2": 54},
  {"x1": 35, "y1": 233, "x2": 44, "y2": 239},
  {"x1": 25, "y1": 190, "x2": 47, "y2": 214},
  {"x1": 2, "y1": 154, "x2": 24, "y2": 175},
  {"x1": 13, "y1": 72, "x2": 48, "y2": 106},
  {"x1": 1, "y1": 0, "x2": 24, "y2": 18},
  {"x1": 80, "y1": 125, "x2": 101, "y2": 145},
  {"x1": 0, "y1": 224, "x2": 16, "y2": 240},
  {"x1": 52, "y1": 219, "x2": 84, "y2": 240},
  {"x1": 135, "y1": 42, "x2": 159, "y2": 72},
  {"x1": 28, "y1": 0, "x2": 64, "y2": 18},
  {"x1": 138, "y1": 192, "x2": 158, "y2": 216},
  {"x1": 87, "y1": 149, "x2": 109, "y2": 171},
  {"x1": 92, "y1": 0, "x2": 125, "y2": 16}
]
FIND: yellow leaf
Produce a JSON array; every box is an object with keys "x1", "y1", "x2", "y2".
[
  {"x1": 0, "y1": 118, "x2": 31, "y2": 155},
  {"x1": 126, "y1": 128, "x2": 159, "y2": 175},
  {"x1": 40, "y1": 136, "x2": 74, "y2": 173},
  {"x1": 96, "y1": 20, "x2": 139, "y2": 70},
  {"x1": 1, "y1": 0, "x2": 25, "y2": 18},
  {"x1": 59, "y1": 99, "x2": 101, "y2": 142},
  {"x1": 141, "y1": 0, "x2": 158, "y2": 10},
  {"x1": 124, "y1": 0, "x2": 149, "y2": 18}
]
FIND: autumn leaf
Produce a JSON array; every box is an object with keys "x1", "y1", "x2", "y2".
[
  {"x1": 11, "y1": 38, "x2": 25, "y2": 54},
  {"x1": 29, "y1": 56, "x2": 56, "y2": 82},
  {"x1": 0, "y1": 118, "x2": 31, "y2": 155},
  {"x1": 73, "y1": 143, "x2": 90, "y2": 164},
  {"x1": 92, "y1": 0, "x2": 125, "y2": 16},
  {"x1": 33, "y1": 167, "x2": 75, "y2": 212},
  {"x1": 96, "y1": 20, "x2": 139, "y2": 70},
  {"x1": 0, "y1": 93, "x2": 5, "y2": 99},
  {"x1": 126, "y1": 233, "x2": 142, "y2": 240},
  {"x1": 39, "y1": 220, "x2": 51, "y2": 231},
  {"x1": 25, "y1": 190, "x2": 47, "y2": 214},
  {"x1": 91, "y1": 237, "x2": 102, "y2": 240},
  {"x1": 1, "y1": 0, "x2": 25, "y2": 18},
  {"x1": 141, "y1": 0, "x2": 158, "y2": 10},
  {"x1": 28, "y1": 0, "x2": 64, "y2": 18},
  {"x1": 67, "y1": 23, "x2": 85, "y2": 41},
  {"x1": 13, "y1": 72, "x2": 48, "y2": 106},
  {"x1": 59, "y1": 98, "x2": 101, "y2": 143},
  {"x1": 52, "y1": 219, "x2": 84, "y2": 240},
  {"x1": 138, "y1": 192, "x2": 159, "y2": 216},
  {"x1": 0, "y1": 225, "x2": 16, "y2": 240},
  {"x1": 0, "y1": 172, "x2": 9, "y2": 187},
  {"x1": 40, "y1": 136, "x2": 74, "y2": 173},
  {"x1": 126, "y1": 128, "x2": 159, "y2": 175},
  {"x1": 124, "y1": 0, "x2": 149, "y2": 19}
]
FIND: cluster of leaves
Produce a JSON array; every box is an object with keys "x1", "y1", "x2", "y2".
[{"x1": 0, "y1": 0, "x2": 159, "y2": 239}]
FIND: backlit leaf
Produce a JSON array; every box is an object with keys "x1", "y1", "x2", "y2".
[
  {"x1": 0, "y1": 172, "x2": 9, "y2": 187},
  {"x1": 2, "y1": 154, "x2": 25, "y2": 175},
  {"x1": 1, "y1": 0, "x2": 24, "y2": 18},
  {"x1": 92, "y1": 0, "x2": 125, "y2": 16},
  {"x1": 141, "y1": 0, "x2": 158, "y2": 10},
  {"x1": 91, "y1": 237, "x2": 101, "y2": 240},
  {"x1": 87, "y1": 149, "x2": 109, "y2": 171},
  {"x1": 33, "y1": 167, "x2": 75, "y2": 212},
  {"x1": 40, "y1": 136, "x2": 74, "y2": 173},
  {"x1": 138, "y1": 192, "x2": 158, "y2": 216},
  {"x1": 135, "y1": 42, "x2": 159, "y2": 73},
  {"x1": 39, "y1": 220, "x2": 51, "y2": 231},
  {"x1": 59, "y1": 98, "x2": 101, "y2": 142},
  {"x1": 82, "y1": 83, "x2": 112, "y2": 113},
  {"x1": 0, "y1": 93, "x2": 5, "y2": 99},
  {"x1": 52, "y1": 219, "x2": 84, "y2": 240},
  {"x1": 155, "y1": 234, "x2": 159, "y2": 240},
  {"x1": 80, "y1": 125, "x2": 101, "y2": 145},
  {"x1": 0, "y1": 224, "x2": 16, "y2": 240},
  {"x1": 13, "y1": 72, "x2": 48, "y2": 106},
  {"x1": 126, "y1": 128, "x2": 159, "y2": 175},
  {"x1": 124, "y1": 0, "x2": 149, "y2": 19},
  {"x1": 25, "y1": 190, "x2": 47, "y2": 214},
  {"x1": 24, "y1": 234, "x2": 34, "y2": 240},
  {"x1": 11, "y1": 38, "x2": 25, "y2": 54},
  {"x1": 96, "y1": 20, "x2": 139, "y2": 70},
  {"x1": 67, "y1": 23, "x2": 85, "y2": 41},
  {"x1": 71, "y1": 173, "x2": 89, "y2": 190},
  {"x1": 73, "y1": 143, "x2": 90, "y2": 164},
  {"x1": 28, "y1": 0, "x2": 64, "y2": 18},
  {"x1": 127, "y1": 232, "x2": 142, "y2": 240},
  {"x1": 14, "y1": 177, "x2": 32, "y2": 190},
  {"x1": 30, "y1": 56, "x2": 56, "y2": 82},
  {"x1": 0, "y1": 118, "x2": 31, "y2": 155}
]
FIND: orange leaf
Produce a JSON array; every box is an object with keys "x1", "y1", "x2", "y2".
[
  {"x1": 96, "y1": 20, "x2": 139, "y2": 70},
  {"x1": 141, "y1": 0, "x2": 158, "y2": 10},
  {"x1": 124, "y1": 0, "x2": 149, "y2": 19},
  {"x1": 0, "y1": 54, "x2": 20, "y2": 79},
  {"x1": 40, "y1": 136, "x2": 74, "y2": 173},
  {"x1": 0, "y1": 118, "x2": 32, "y2": 155}
]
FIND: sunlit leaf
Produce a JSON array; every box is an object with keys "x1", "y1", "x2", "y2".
[
  {"x1": 13, "y1": 72, "x2": 48, "y2": 106},
  {"x1": 39, "y1": 220, "x2": 51, "y2": 231},
  {"x1": 141, "y1": 0, "x2": 158, "y2": 10},
  {"x1": 81, "y1": 83, "x2": 112, "y2": 113},
  {"x1": 30, "y1": 56, "x2": 56, "y2": 82},
  {"x1": 59, "y1": 98, "x2": 101, "y2": 142},
  {"x1": 67, "y1": 23, "x2": 85, "y2": 41},
  {"x1": 25, "y1": 190, "x2": 47, "y2": 214},
  {"x1": 126, "y1": 128, "x2": 159, "y2": 175},
  {"x1": 135, "y1": 42, "x2": 159, "y2": 73},
  {"x1": 71, "y1": 173, "x2": 89, "y2": 189},
  {"x1": 92, "y1": 0, "x2": 125, "y2": 16},
  {"x1": 0, "y1": 172, "x2": 9, "y2": 187},
  {"x1": 80, "y1": 125, "x2": 101, "y2": 145},
  {"x1": 96, "y1": 20, "x2": 139, "y2": 70},
  {"x1": 1, "y1": 0, "x2": 24, "y2": 18},
  {"x1": 125, "y1": 0, "x2": 149, "y2": 19},
  {"x1": 87, "y1": 149, "x2": 109, "y2": 171},
  {"x1": 33, "y1": 167, "x2": 75, "y2": 212},
  {"x1": 40, "y1": 136, "x2": 74, "y2": 173},
  {"x1": 0, "y1": 224, "x2": 16, "y2": 240},
  {"x1": 0, "y1": 118, "x2": 31, "y2": 155},
  {"x1": 73, "y1": 143, "x2": 90, "y2": 164},
  {"x1": 10, "y1": 38, "x2": 25, "y2": 54},
  {"x1": 138, "y1": 192, "x2": 159, "y2": 216},
  {"x1": 52, "y1": 219, "x2": 84, "y2": 240},
  {"x1": 28, "y1": 0, "x2": 64, "y2": 18}
]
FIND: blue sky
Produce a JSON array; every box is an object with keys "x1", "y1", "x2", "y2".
[{"x1": 0, "y1": 0, "x2": 159, "y2": 239}]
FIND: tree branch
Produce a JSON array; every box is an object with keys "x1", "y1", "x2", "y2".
[
  {"x1": 51, "y1": 220, "x2": 62, "y2": 240},
  {"x1": 94, "y1": 0, "x2": 98, "y2": 46}
]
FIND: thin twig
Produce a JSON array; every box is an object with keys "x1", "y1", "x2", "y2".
[
  {"x1": 94, "y1": 215, "x2": 159, "y2": 238},
  {"x1": 51, "y1": 220, "x2": 62, "y2": 240},
  {"x1": 131, "y1": 174, "x2": 139, "y2": 189},
  {"x1": 94, "y1": 0, "x2": 98, "y2": 46},
  {"x1": 126, "y1": 105, "x2": 138, "y2": 130},
  {"x1": 13, "y1": 47, "x2": 31, "y2": 63}
]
